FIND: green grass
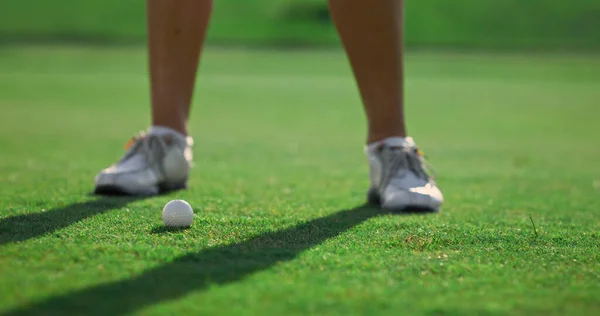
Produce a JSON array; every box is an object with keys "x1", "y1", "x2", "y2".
[{"x1": 0, "y1": 46, "x2": 599, "y2": 315}]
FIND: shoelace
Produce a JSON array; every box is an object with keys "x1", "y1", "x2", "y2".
[
  {"x1": 381, "y1": 146, "x2": 435, "y2": 189},
  {"x1": 414, "y1": 148, "x2": 438, "y2": 180},
  {"x1": 121, "y1": 132, "x2": 168, "y2": 167}
]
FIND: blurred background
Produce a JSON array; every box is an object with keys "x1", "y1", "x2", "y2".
[{"x1": 1, "y1": 0, "x2": 600, "y2": 50}]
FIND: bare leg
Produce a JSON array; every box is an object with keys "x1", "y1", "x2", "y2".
[
  {"x1": 329, "y1": 0, "x2": 406, "y2": 143},
  {"x1": 147, "y1": 0, "x2": 213, "y2": 136}
]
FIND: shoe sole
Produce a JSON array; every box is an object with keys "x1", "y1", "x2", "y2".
[
  {"x1": 367, "y1": 188, "x2": 440, "y2": 213},
  {"x1": 94, "y1": 182, "x2": 187, "y2": 196}
]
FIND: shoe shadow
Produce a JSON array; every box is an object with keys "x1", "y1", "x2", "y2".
[
  {"x1": 0, "y1": 196, "x2": 143, "y2": 246},
  {"x1": 4, "y1": 204, "x2": 390, "y2": 316}
]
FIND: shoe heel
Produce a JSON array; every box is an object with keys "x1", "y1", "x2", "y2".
[{"x1": 367, "y1": 187, "x2": 381, "y2": 205}]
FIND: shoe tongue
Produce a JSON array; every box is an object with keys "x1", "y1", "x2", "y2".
[
  {"x1": 366, "y1": 136, "x2": 416, "y2": 154},
  {"x1": 382, "y1": 137, "x2": 415, "y2": 148},
  {"x1": 147, "y1": 126, "x2": 189, "y2": 145}
]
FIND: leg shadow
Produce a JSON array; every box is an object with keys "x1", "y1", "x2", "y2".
[
  {"x1": 0, "y1": 196, "x2": 143, "y2": 245},
  {"x1": 4, "y1": 205, "x2": 388, "y2": 316}
]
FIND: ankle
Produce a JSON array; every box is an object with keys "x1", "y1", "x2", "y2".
[
  {"x1": 148, "y1": 126, "x2": 188, "y2": 143},
  {"x1": 149, "y1": 122, "x2": 187, "y2": 135}
]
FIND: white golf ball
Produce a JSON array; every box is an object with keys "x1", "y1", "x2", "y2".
[{"x1": 162, "y1": 200, "x2": 194, "y2": 228}]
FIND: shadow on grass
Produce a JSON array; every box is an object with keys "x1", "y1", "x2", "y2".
[
  {"x1": 0, "y1": 196, "x2": 142, "y2": 245},
  {"x1": 151, "y1": 226, "x2": 191, "y2": 234},
  {"x1": 5, "y1": 204, "x2": 390, "y2": 316}
]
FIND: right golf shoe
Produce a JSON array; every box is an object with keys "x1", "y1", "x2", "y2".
[{"x1": 366, "y1": 137, "x2": 444, "y2": 212}]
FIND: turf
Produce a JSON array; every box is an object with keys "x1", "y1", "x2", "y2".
[{"x1": 0, "y1": 46, "x2": 599, "y2": 315}]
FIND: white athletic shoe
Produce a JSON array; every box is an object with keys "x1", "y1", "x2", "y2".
[
  {"x1": 366, "y1": 137, "x2": 443, "y2": 212},
  {"x1": 94, "y1": 130, "x2": 193, "y2": 196}
]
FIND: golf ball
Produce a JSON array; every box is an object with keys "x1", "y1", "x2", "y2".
[{"x1": 162, "y1": 199, "x2": 194, "y2": 227}]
